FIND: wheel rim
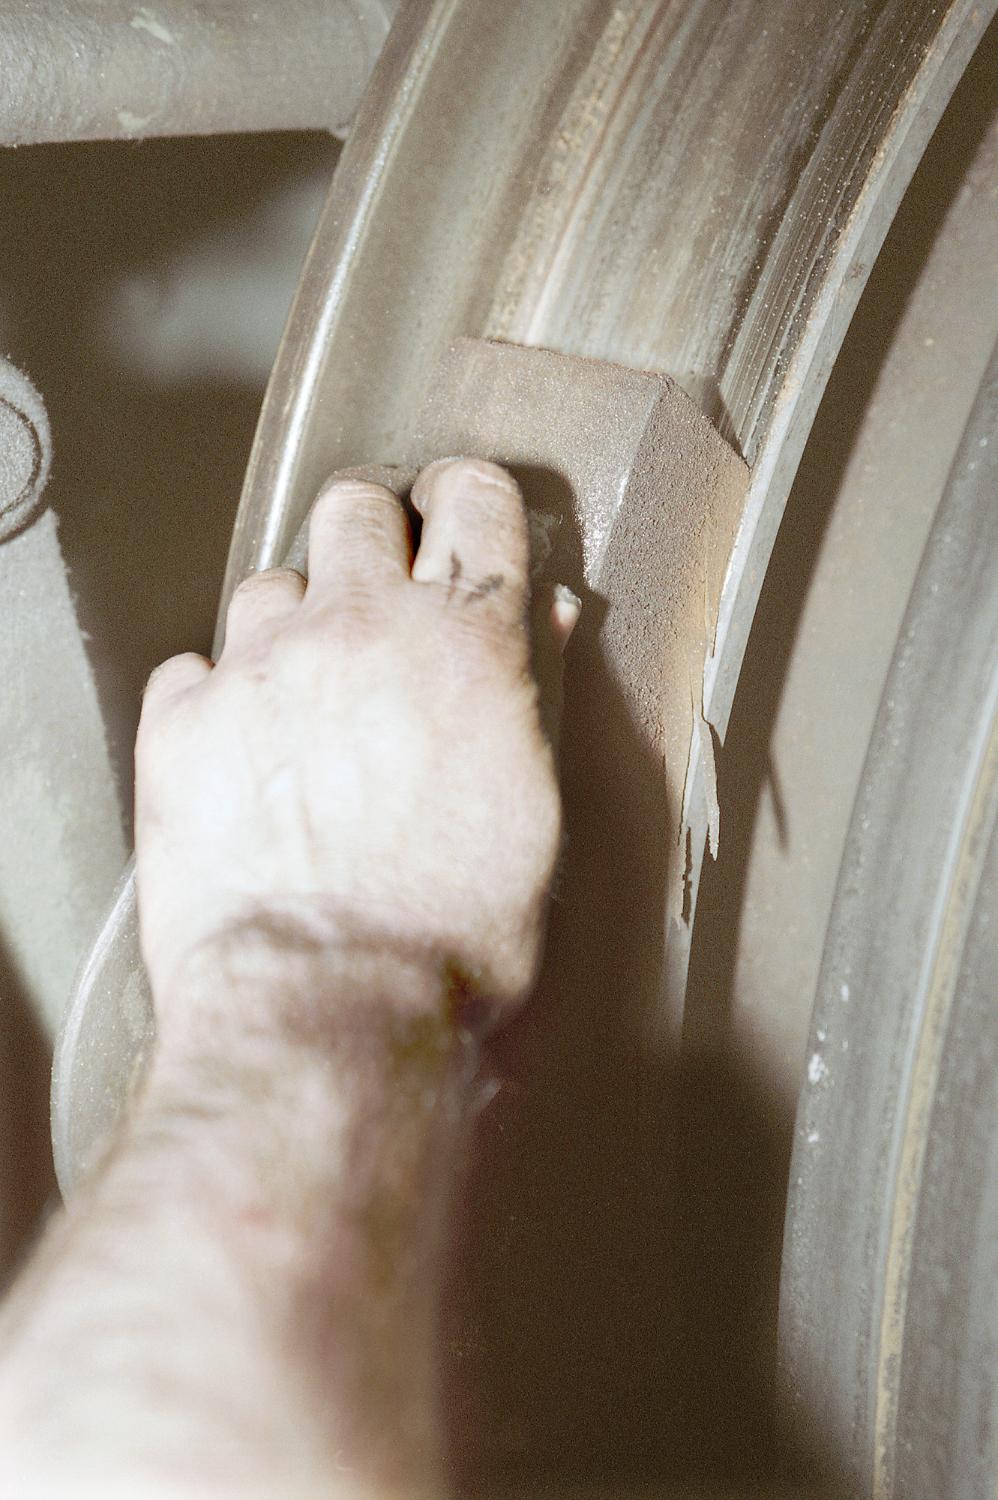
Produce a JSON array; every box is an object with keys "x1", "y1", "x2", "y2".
[
  {"x1": 780, "y1": 342, "x2": 998, "y2": 1497},
  {"x1": 52, "y1": 2, "x2": 997, "y2": 1489}
]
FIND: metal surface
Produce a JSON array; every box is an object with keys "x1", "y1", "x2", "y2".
[
  {"x1": 0, "y1": 357, "x2": 121, "y2": 1053},
  {"x1": 681, "y1": 49, "x2": 998, "y2": 1488},
  {"x1": 223, "y1": 0, "x2": 989, "y2": 944},
  {"x1": 50, "y1": 0, "x2": 997, "y2": 1490},
  {"x1": 694, "y1": 33, "x2": 998, "y2": 1118},
  {"x1": 0, "y1": 0, "x2": 397, "y2": 144},
  {"x1": 0, "y1": 357, "x2": 50, "y2": 539},
  {"x1": 0, "y1": 512, "x2": 127, "y2": 1037},
  {"x1": 780, "y1": 344, "x2": 998, "y2": 1497}
]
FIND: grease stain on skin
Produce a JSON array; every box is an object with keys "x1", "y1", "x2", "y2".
[
  {"x1": 445, "y1": 553, "x2": 505, "y2": 605},
  {"x1": 465, "y1": 574, "x2": 505, "y2": 604},
  {"x1": 448, "y1": 552, "x2": 463, "y2": 601}
]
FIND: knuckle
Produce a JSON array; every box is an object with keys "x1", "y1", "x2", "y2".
[
  {"x1": 230, "y1": 572, "x2": 267, "y2": 607},
  {"x1": 226, "y1": 570, "x2": 304, "y2": 637},
  {"x1": 141, "y1": 669, "x2": 170, "y2": 710},
  {"x1": 144, "y1": 655, "x2": 186, "y2": 690},
  {"x1": 416, "y1": 458, "x2": 525, "y2": 521},
  {"x1": 141, "y1": 654, "x2": 204, "y2": 712},
  {"x1": 306, "y1": 587, "x2": 385, "y2": 640}
]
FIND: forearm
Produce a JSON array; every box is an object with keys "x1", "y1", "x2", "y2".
[
  {"x1": 0, "y1": 455, "x2": 565, "y2": 1497},
  {"x1": 0, "y1": 948, "x2": 477, "y2": 1498}
]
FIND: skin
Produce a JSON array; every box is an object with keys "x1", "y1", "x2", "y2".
[{"x1": 0, "y1": 458, "x2": 578, "y2": 1499}]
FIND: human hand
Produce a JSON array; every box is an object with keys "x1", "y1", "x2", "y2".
[{"x1": 135, "y1": 458, "x2": 578, "y2": 1046}]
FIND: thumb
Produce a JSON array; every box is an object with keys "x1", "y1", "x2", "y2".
[{"x1": 531, "y1": 583, "x2": 581, "y2": 753}]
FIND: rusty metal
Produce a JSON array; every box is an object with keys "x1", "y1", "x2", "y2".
[{"x1": 0, "y1": 0, "x2": 398, "y2": 145}]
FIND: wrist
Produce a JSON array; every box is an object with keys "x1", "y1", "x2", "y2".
[
  {"x1": 148, "y1": 912, "x2": 477, "y2": 1066},
  {"x1": 140, "y1": 929, "x2": 481, "y2": 1228}
]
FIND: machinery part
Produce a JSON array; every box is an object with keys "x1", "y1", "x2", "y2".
[
  {"x1": 0, "y1": 0, "x2": 397, "y2": 145},
  {"x1": 52, "y1": 0, "x2": 997, "y2": 1489},
  {"x1": 780, "y1": 344, "x2": 998, "y2": 1496},
  {"x1": 691, "y1": 39, "x2": 998, "y2": 1122},
  {"x1": 0, "y1": 298, "x2": 124, "y2": 1287},
  {"x1": 0, "y1": 357, "x2": 50, "y2": 539},
  {"x1": 0, "y1": 355, "x2": 124, "y2": 1041},
  {"x1": 683, "y1": 43, "x2": 998, "y2": 1485},
  {"x1": 0, "y1": 511, "x2": 127, "y2": 1038},
  {"x1": 223, "y1": 0, "x2": 989, "y2": 941}
]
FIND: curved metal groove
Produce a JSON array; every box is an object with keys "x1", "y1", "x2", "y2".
[{"x1": 780, "y1": 339, "x2": 998, "y2": 1495}]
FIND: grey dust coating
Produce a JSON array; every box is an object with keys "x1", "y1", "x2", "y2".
[
  {"x1": 781, "y1": 344, "x2": 998, "y2": 1499},
  {"x1": 0, "y1": 357, "x2": 50, "y2": 538},
  {"x1": 0, "y1": 0, "x2": 398, "y2": 144},
  {"x1": 50, "y1": 1, "x2": 997, "y2": 1493}
]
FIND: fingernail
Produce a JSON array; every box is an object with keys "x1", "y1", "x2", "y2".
[
  {"x1": 325, "y1": 464, "x2": 417, "y2": 498},
  {"x1": 552, "y1": 584, "x2": 582, "y2": 651}
]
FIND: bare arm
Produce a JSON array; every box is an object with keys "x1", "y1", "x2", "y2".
[{"x1": 0, "y1": 459, "x2": 577, "y2": 1498}]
